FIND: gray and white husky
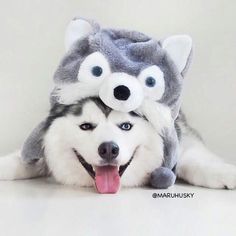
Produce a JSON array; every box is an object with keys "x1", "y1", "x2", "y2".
[
  {"x1": 1, "y1": 18, "x2": 236, "y2": 193},
  {"x1": 0, "y1": 97, "x2": 235, "y2": 193}
]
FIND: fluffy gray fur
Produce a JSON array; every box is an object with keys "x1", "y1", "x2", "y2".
[
  {"x1": 22, "y1": 18, "x2": 192, "y2": 189},
  {"x1": 53, "y1": 27, "x2": 185, "y2": 114}
]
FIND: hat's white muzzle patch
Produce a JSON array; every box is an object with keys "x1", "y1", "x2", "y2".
[{"x1": 99, "y1": 73, "x2": 144, "y2": 112}]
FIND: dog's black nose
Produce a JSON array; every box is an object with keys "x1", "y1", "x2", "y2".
[
  {"x1": 113, "y1": 85, "x2": 130, "y2": 101},
  {"x1": 98, "y1": 142, "x2": 119, "y2": 161}
]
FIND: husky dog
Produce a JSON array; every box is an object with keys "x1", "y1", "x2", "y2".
[
  {"x1": 0, "y1": 98, "x2": 235, "y2": 193},
  {"x1": 21, "y1": 18, "x2": 193, "y2": 188},
  {"x1": 1, "y1": 18, "x2": 236, "y2": 192},
  {"x1": 0, "y1": 98, "x2": 164, "y2": 193}
]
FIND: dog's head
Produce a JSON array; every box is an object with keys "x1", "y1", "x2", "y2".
[
  {"x1": 52, "y1": 17, "x2": 192, "y2": 118},
  {"x1": 44, "y1": 98, "x2": 162, "y2": 193}
]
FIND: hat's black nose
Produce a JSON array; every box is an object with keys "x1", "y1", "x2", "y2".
[
  {"x1": 113, "y1": 85, "x2": 130, "y2": 101},
  {"x1": 98, "y1": 142, "x2": 119, "y2": 161}
]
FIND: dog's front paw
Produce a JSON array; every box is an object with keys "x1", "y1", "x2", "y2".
[
  {"x1": 150, "y1": 167, "x2": 176, "y2": 189},
  {"x1": 208, "y1": 163, "x2": 236, "y2": 189}
]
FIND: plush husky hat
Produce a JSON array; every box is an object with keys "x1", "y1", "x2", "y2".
[{"x1": 53, "y1": 17, "x2": 192, "y2": 118}]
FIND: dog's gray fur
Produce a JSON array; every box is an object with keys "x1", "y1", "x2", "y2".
[
  {"x1": 21, "y1": 18, "x2": 192, "y2": 189},
  {"x1": 2, "y1": 19, "x2": 236, "y2": 191}
]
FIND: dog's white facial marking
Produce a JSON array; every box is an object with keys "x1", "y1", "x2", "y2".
[{"x1": 44, "y1": 100, "x2": 163, "y2": 187}]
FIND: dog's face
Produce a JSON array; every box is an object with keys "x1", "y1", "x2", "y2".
[
  {"x1": 68, "y1": 100, "x2": 146, "y2": 166},
  {"x1": 44, "y1": 98, "x2": 163, "y2": 193},
  {"x1": 52, "y1": 18, "x2": 192, "y2": 118}
]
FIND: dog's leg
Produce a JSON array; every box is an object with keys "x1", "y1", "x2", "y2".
[
  {"x1": 0, "y1": 151, "x2": 47, "y2": 180},
  {"x1": 176, "y1": 134, "x2": 236, "y2": 189},
  {"x1": 21, "y1": 120, "x2": 46, "y2": 163}
]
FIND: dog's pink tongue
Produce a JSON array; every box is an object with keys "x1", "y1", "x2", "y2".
[{"x1": 95, "y1": 166, "x2": 120, "y2": 194}]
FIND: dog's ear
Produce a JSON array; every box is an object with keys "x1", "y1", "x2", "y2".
[
  {"x1": 161, "y1": 35, "x2": 192, "y2": 75},
  {"x1": 65, "y1": 17, "x2": 99, "y2": 51}
]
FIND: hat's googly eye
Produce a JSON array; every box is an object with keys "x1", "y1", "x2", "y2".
[
  {"x1": 138, "y1": 65, "x2": 165, "y2": 101},
  {"x1": 77, "y1": 52, "x2": 111, "y2": 84},
  {"x1": 91, "y1": 66, "x2": 103, "y2": 77},
  {"x1": 145, "y1": 76, "x2": 156, "y2": 87}
]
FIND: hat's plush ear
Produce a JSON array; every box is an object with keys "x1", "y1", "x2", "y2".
[
  {"x1": 65, "y1": 18, "x2": 98, "y2": 51},
  {"x1": 161, "y1": 35, "x2": 192, "y2": 74}
]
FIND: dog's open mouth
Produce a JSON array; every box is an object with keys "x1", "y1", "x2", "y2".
[{"x1": 73, "y1": 149, "x2": 134, "y2": 194}]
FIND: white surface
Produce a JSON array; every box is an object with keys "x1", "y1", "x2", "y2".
[
  {"x1": 0, "y1": 178, "x2": 235, "y2": 236},
  {"x1": 0, "y1": 0, "x2": 236, "y2": 164}
]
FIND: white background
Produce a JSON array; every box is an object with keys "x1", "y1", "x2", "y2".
[{"x1": 0, "y1": 0, "x2": 235, "y2": 164}]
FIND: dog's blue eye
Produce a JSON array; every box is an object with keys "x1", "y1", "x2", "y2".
[
  {"x1": 119, "y1": 122, "x2": 133, "y2": 131},
  {"x1": 79, "y1": 123, "x2": 96, "y2": 131},
  {"x1": 91, "y1": 66, "x2": 103, "y2": 77},
  {"x1": 145, "y1": 76, "x2": 156, "y2": 87}
]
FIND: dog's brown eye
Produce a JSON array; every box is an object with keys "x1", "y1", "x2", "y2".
[
  {"x1": 79, "y1": 123, "x2": 96, "y2": 131},
  {"x1": 119, "y1": 122, "x2": 133, "y2": 131}
]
